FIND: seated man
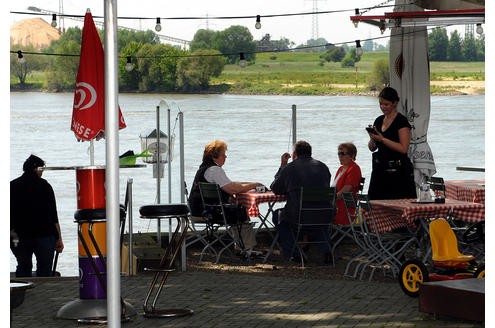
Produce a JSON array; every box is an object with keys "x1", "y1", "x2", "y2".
[
  {"x1": 188, "y1": 140, "x2": 265, "y2": 257},
  {"x1": 270, "y1": 140, "x2": 333, "y2": 263}
]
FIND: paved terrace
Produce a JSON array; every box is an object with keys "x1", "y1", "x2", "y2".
[{"x1": 11, "y1": 270, "x2": 484, "y2": 328}]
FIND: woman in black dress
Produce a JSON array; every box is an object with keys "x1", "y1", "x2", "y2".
[{"x1": 366, "y1": 87, "x2": 417, "y2": 200}]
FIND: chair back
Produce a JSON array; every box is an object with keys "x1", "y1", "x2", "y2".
[
  {"x1": 429, "y1": 218, "x2": 465, "y2": 262},
  {"x1": 198, "y1": 182, "x2": 227, "y2": 224},
  {"x1": 342, "y1": 192, "x2": 357, "y2": 225},
  {"x1": 427, "y1": 176, "x2": 446, "y2": 198},
  {"x1": 358, "y1": 177, "x2": 366, "y2": 194},
  {"x1": 298, "y1": 186, "x2": 336, "y2": 226}
]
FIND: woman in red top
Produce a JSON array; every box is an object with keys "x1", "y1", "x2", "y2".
[{"x1": 332, "y1": 143, "x2": 362, "y2": 225}]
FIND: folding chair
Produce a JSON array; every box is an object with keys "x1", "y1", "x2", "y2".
[
  {"x1": 289, "y1": 186, "x2": 336, "y2": 268},
  {"x1": 198, "y1": 182, "x2": 248, "y2": 263},
  {"x1": 354, "y1": 194, "x2": 419, "y2": 281},
  {"x1": 331, "y1": 177, "x2": 365, "y2": 255}
]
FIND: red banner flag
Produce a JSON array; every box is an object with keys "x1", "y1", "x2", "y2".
[{"x1": 71, "y1": 10, "x2": 126, "y2": 141}]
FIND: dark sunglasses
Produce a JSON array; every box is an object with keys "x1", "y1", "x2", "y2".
[{"x1": 338, "y1": 152, "x2": 349, "y2": 156}]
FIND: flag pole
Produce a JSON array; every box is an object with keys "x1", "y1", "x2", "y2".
[{"x1": 90, "y1": 139, "x2": 95, "y2": 165}]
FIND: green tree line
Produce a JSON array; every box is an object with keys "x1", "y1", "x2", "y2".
[{"x1": 428, "y1": 27, "x2": 484, "y2": 61}]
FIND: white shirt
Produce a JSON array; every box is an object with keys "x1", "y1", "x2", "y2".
[{"x1": 204, "y1": 165, "x2": 232, "y2": 188}]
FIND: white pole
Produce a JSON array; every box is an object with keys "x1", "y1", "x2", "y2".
[
  {"x1": 104, "y1": 0, "x2": 121, "y2": 326},
  {"x1": 156, "y1": 105, "x2": 161, "y2": 244},
  {"x1": 292, "y1": 104, "x2": 297, "y2": 145},
  {"x1": 90, "y1": 139, "x2": 95, "y2": 165},
  {"x1": 179, "y1": 111, "x2": 186, "y2": 271},
  {"x1": 167, "y1": 108, "x2": 172, "y2": 242}
]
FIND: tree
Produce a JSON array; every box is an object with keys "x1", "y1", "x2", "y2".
[
  {"x1": 135, "y1": 43, "x2": 186, "y2": 92},
  {"x1": 475, "y1": 33, "x2": 485, "y2": 61},
  {"x1": 213, "y1": 25, "x2": 256, "y2": 64},
  {"x1": 447, "y1": 30, "x2": 463, "y2": 61},
  {"x1": 190, "y1": 29, "x2": 218, "y2": 52},
  {"x1": 462, "y1": 34, "x2": 477, "y2": 62},
  {"x1": 305, "y1": 38, "x2": 328, "y2": 52},
  {"x1": 321, "y1": 47, "x2": 346, "y2": 62},
  {"x1": 10, "y1": 44, "x2": 46, "y2": 88},
  {"x1": 368, "y1": 58, "x2": 389, "y2": 90},
  {"x1": 176, "y1": 49, "x2": 225, "y2": 91},
  {"x1": 119, "y1": 41, "x2": 145, "y2": 91},
  {"x1": 428, "y1": 27, "x2": 448, "y2": 61},
  {"x1": 117, "y1": 29, "x2": 159, "y2": 52}
]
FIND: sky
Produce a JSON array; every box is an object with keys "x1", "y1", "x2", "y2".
[{"x1": 8, "y1": 0, "x2": 421, "y2": 47}]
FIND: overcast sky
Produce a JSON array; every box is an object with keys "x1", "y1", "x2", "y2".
[{"x1": 10, "y1": 0, "x2": 422, "y2": 47}]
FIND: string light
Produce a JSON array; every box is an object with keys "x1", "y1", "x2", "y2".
[
  {"x1": 379, "y1": 19, "x2": 386, "y2": 34},
  {"x1": 476, "y1": 23, "x2": 483, "y2": 34},
  {"x1": 355, "y1": 40, "x2": 363, "y2": 57},
  {"x1": 51, "y1": 14, "x2": 57, "y2": 27},
  {"x1": 255, "y1": 15, "x2": 261, "y2": 29},
  {"x1": 239, "y1": 53, "x2": 247, "y2": 68},
  {"x1": 125, "y1": 56, "x2": 134, "y2": 72},
  {"x1": 155, "y1": 17, "x2": 162, "y2": 32},
  {"x1": 17, "y1": 50, "x2": 25, "y2": 63},
  {"x1": 353, "y1": 8, "x2": 359, "y2": 28}
]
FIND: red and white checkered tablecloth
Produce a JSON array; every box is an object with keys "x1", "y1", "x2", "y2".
[
  {"x1": 445, "y1": 179, "x2": 485, "y2": 204},
  {"x1": 370, "y1": 198, "x2": 485, "y2": 233},
  {"x1": 235, "y1": 191, "x2": 286, "y2": 217}
]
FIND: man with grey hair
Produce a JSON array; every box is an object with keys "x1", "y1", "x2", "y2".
[{"x1": 270, "y1": 140, "x2": 332, "y2": 263}]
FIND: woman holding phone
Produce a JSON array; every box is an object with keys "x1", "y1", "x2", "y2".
[{"x1": 366, "y1": 87, "x2": 416, "y2": 200}]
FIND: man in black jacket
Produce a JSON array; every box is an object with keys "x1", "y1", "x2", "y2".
[
  {"x1": 270, "y1": 140, "x2": 332, "y2": 261},
  {"x1": 10, "y1": 155, "x2": 64, "y2": 277}
]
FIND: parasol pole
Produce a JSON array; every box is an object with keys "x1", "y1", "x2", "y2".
[
  {"x1": 104, "y1": 0, "x2": 121, "y2": 326},
  {"x1": 90, "y1": 139, "x2": 95, "y2": 165}
]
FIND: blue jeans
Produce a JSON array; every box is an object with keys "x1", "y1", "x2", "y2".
[
  {"x1": 11, "y1": 235, "x2": 57, "y2": 277},
  {"x1": 273, "y1": 209, "x2": 331, "y2": 259}
]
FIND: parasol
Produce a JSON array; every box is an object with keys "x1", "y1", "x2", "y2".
[{"x1": 71, "y1": 9, "x2": 126, "y2": 164}]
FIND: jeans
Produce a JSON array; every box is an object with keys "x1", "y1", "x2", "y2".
[
  {"x1": 11, "y1": 235, "x2": 57, "y2": 277},
  {"x1": 273, "y1": 209, "x2": 331, "y2": 259}
]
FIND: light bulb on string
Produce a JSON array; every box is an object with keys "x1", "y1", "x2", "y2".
[
  {"x1": 353, "y1": 8, "x2": 359, "y2": 28},
  {"x1": 379, "y1": 20, "x2": 386, "y2": 34},
  {"x1": 51, "y1": 14, "x2": 57, "y2": 28},
  {"x1": 476, "y1": 23, "x2": 483, "y2": 35},
  {"x1": 239, "y1": 53, "x2": 247, "y2": 68},
  {"x1": 355, "y1": 40, "x2": 363, "y2": 57},
  {"x1": 17, "y1": 50, "x2": 25, "y2": 64},
  {"x1": 255, "y1": 15, "x2": 261, "y2": 29},
  {"x1": 155, "y1": 17, "x2": 162, "y2": 32},
  {"x1": 125, "y1": 56, "x2": 134, "y2": 72}
]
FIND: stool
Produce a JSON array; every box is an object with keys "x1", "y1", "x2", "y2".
[
  {"x1": 57, "y1": 207, "x2": 135, "y2": 322},
  {"x1": 139, "y1": 204, "x2": 193, "y2": 318}
]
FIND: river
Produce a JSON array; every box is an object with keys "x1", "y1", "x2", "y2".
[{"x1": 10, "y1": 92, "x2": 485, "y2": 276}]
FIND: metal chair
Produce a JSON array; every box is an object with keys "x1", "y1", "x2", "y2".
[
  {"x1": 355, "y1": 194, "x2": 419, "y2": 281},
  {"x1": 289, "y1": 186, "x2": 336, "y2": 268},
  {"x1": 198, "y1": 182, "x2": 248, "y2": 263},
  {"x1": 331, "y1": 177, "x2": 365, "y2": 256}
]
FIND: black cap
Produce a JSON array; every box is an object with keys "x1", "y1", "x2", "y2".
[{"x1": 23, "y1": 155, "x2": 45, "y2": 172}]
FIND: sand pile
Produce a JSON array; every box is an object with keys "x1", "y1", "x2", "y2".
[{"x1": 10, "y1": 18, "x2": 61, "y2": 50}]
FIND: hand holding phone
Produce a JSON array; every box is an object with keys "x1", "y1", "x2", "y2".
[{"x1": 365, "y1": 127, "x2": 378, "y2": 135}]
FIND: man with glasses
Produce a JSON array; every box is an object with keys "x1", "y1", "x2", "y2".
[{"x1": 10, "y1": 154, "x2": 64, "y2": 277}]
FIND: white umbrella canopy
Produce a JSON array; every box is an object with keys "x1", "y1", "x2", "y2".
[{"x1": 389, "y1": 0, "x2": 436, "y2": 186}]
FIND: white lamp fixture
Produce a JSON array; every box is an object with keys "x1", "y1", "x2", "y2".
[
  {"x1": 155, "y1": 17, "x2": 162, "y2": 32},
  {"x1": 476, "y1": 23, "x2": 483, "y2": 34},
  {"x1": 353, "y1": 9, "x2": 360, "y2": 28},
  {"x1": 125, "y1": 56, "x2": 134, "y2": 72},
  {"x1": 51, "y1": 14, "x2": 57, "y2": 27},
  {"x1": 239, "y1": 53, "x2": 247, "y2": 68},
  {"x1": 17, "y1": 50, "x2": 25, "y2": 64},
  {"x1": 355, "y1": 40, "x2": 363, "y2": 57},
  {"x1": 255, "y1": 15, "x2": 261, "y2": 29}
]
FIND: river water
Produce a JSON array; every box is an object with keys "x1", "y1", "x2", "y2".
[{"x1": 10, "y1": 92, "x2": 485, "y2": 276}]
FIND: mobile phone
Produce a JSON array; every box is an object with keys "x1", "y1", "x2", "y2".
[{"x1": 365, "y1": 127, "x2": 378, "y2": 135}]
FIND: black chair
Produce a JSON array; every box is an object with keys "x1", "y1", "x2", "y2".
[
  {"x1": 289, "y1": 186, "x2": 336, "y2": 268},
  {"x1": 139, "y1": 204, "x2": 193, "y2": 318},
  {"x1": 198, "y1": 182, "x2": 249, "y2": 263}
]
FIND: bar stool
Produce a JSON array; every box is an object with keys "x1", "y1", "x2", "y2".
[
  {"x1": 139, "y1": 203, "x2": 193, "y2": 318},
  {"x1": 56, "y1": 207, "x2": 135, "y2": 323}
]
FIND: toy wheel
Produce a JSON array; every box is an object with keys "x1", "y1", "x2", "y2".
[
  {"x1": 474, "y1": 264, "x2": 485, "y2": 279},
  {"x1": 399, "y1": 259, "x2": 429, "y2": 297}
]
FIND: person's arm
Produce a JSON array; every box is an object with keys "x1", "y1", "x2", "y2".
[
  {"x1": 371, "y1": 127, "x2": 410, "y2": 154},
  {"x1": 55, "y1": 223, "x2": 64, "y2": 252},
  {"x1": 222, "y1": 181, "x2": 262, "y2": 195},
  {"x1": 270, "y1": 153, "x2": 291, "y2": 194}
]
